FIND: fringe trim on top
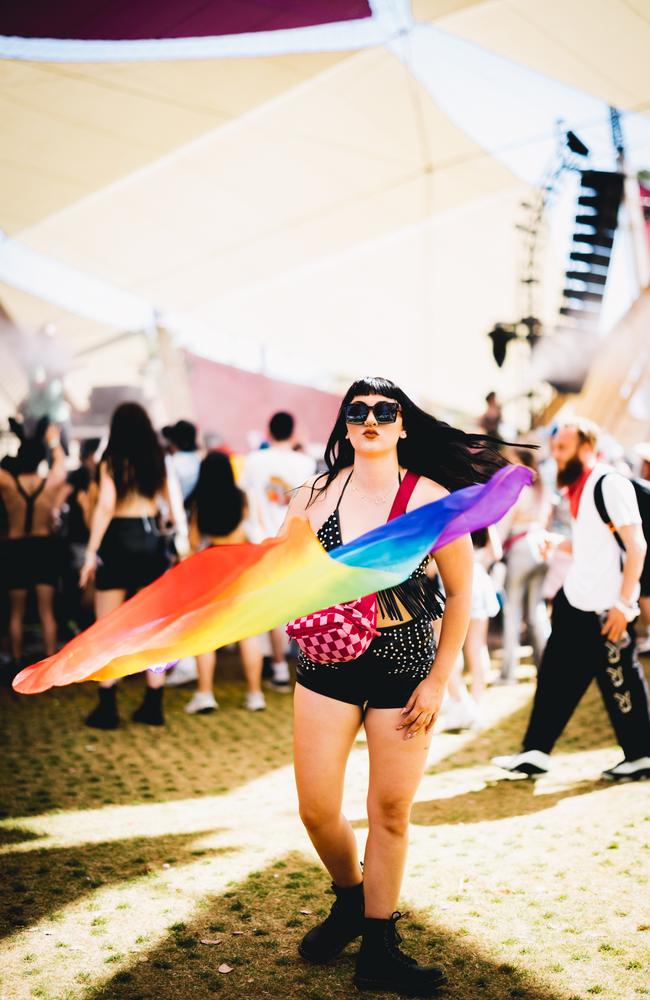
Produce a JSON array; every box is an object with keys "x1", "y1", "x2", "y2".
[{"x1": 376, "y1": 569, "x2": 445, "y2": 622}]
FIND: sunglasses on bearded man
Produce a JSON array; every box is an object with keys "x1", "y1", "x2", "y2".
[{"x1": 343, "y1": 401, "x2": 401, "y2": 424}]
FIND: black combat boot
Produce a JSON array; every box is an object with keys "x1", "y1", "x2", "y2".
[
  {"x1": 132, "y1": 687, "x2": 165, "y2": 726},
  {"x1": 84, "y1": 686, "x2": 119, "y2": 730},
  {"x1": 354, "y1": 911, "x2": 447, "y2": 995},
  {"x1": 298, "y1": 881, "x2": 364, "y2": 962}
]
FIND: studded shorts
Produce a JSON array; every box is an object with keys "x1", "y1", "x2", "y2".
[{"x1": 295, "y1": 615, "x2": 436, "y2": 709}]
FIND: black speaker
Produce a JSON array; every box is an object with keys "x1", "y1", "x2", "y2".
[{"x1": 556, "y1": 170, "x2": 624, "y2": 336}]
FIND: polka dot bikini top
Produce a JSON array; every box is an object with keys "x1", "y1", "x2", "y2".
[{"x1": 316, "y1": 473, "x2": 443, "y2": 623}]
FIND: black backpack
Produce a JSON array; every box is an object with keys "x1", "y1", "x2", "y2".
[{"x1": 593, "y1": 474, "x2": 650, "y2": 581}]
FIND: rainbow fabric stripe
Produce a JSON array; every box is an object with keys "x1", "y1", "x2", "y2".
[{"x1": 13, "y1": 465, "x2": 532, "y2": 694}]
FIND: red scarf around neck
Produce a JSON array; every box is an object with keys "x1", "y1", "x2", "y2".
[{"x1": 564, "y1": 462, "x2": 595, "y2": 519}]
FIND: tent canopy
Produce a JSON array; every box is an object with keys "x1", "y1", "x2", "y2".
[{"x1": 1, "y1": 0, "x2": 649, "y2": 420}]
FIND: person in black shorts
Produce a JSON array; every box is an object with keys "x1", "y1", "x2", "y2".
[
  {"x1": 0, "y1": 418, "x2": 67, "y2": 666},
  {"x1": 284, "y1": 376, "x2": 509, "y2": 997},
  {"x1": 80, "y1": 403, "x2": 175, "y2": 729}
]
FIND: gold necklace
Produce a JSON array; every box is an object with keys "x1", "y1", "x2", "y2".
[{"x1": 350, "y1": 477, "x2": 397, "y2": 505}]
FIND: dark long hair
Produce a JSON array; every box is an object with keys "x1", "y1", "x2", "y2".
[
  {"x1": 103, "y1": 402, "x2": 166, "y2": 500},
  {"x1": 308, "y1": 376, "x2": 512, "y2": 506},
  {"x1": 190, "y1": 451, "x2": 245, "y2": 537}
]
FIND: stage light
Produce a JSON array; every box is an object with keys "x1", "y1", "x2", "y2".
[
  {"x1": 488, "y1": 323, "x2": 517, "y2": 368},
  {"x1": 562, "y1": 286, "x2": 605, "y2": 303},
  {"x1": 555, "y1": 170, "x2": 624, "y2": 341},
  {"x1": 565, "y1": 269, "x2": 607, "y2": 285},
  {"x1": 570, "y1": 250, "x2": 610, "y2": 268}
]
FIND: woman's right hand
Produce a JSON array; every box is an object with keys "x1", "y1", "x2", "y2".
[{"x1": 80, "y1": 552, "x2": 97, "y2": 588}]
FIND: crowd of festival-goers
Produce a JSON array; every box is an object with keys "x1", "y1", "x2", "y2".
[{"x1": 1, "y1": 393, "x2": 649, "y2": 783}]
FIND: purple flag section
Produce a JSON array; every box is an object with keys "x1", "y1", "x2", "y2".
[
  {"x1": 333, "y1": 465, "x2": 535, "y2": 576},
  {"x1": 0, "y1": 1, "x2": 372, "y2": 41}
]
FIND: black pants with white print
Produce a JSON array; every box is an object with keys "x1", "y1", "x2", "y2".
[{"x1": 523, "y1": 588, "x2": 650, "y2": 761}]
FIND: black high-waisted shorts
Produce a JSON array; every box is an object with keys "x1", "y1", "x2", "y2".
[
  {"x1": 295, "y1": 615, "x2": 436, "y2": 709},
  {"x1": 96, "y1": 517, "x2": 170, "y2": 593},
  {"x1": 0, "y1": 536, "x2": 64, "y2": 589}
]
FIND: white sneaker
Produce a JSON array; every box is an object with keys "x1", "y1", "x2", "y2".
[
  {"x1": 436, "y1": 693, "x2": 481, "y2": 732},
  {"x1": 272, "y1": 660, "x2": 290, "y2": 682},
  {"x1": 436, "y1": 701, "x2": 470, "y2": 732},
  {"x1": 601, "y1": 756, "x2": 650, "y2": 781},
  {"x1": 264, "y1": 660, "x2": 292, "y2": 692},
  {"x1": 636, "y1": 633, "x2": 650, "y2": 655},
  {"x1": 470, "y1": 706, "x2": 487, "y2": 731},
  {"x1": 185, "y1": 691, "x2": 218, "y2": 714},
  {"x1": 166, "y1": 657, "x2": 199, "y2": 686},
  {"x1": 491, "y1": 750, "x2": 551, "y2": 777},
  {"x1": 244, "y1": 691, "x2": 267, "y2": 712},
  {"x1": 492, "y1": 674, "x2": 518, "y2": 686}
]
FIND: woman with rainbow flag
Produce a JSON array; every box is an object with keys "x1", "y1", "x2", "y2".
[
  {"x1": 284, "y1": 377, "x2": 516, "y2": 995},
  {"x1": 13, "y1": 376, "x2": 531, "y2": 996}
]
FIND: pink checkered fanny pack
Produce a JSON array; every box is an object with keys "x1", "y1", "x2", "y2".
[
  {"x1": 286, "y1": 471, "x2": 419, "y2": 663},
  {"x1": 286, "y1": 593, "x2": 379, "y2": 663}
]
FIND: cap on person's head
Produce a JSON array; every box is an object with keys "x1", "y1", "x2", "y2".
[
  {"x1": 268, "y1": 411, "x2": 294, "y2": 442},
  {"x1": 557, "y1": 417, "x2": 599, "y2": 451},
  {"x1": 162, "y1": 420, "x2": 198, "y2": 452}
]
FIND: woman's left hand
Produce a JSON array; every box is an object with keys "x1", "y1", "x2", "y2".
[{"x1": 397, "y1": 676, "x2": 445, "y2": 740}]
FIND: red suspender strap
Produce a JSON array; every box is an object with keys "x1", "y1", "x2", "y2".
[{"x1": 387, "y1": 471, "x2": 420, "y2": 522}]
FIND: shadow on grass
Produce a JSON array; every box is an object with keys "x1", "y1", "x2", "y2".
[
  {"x1": 348, "y1": 781, "x2": 605, "y2": 831},
  {"x1": 351, "y1": 780, "x2": 606, "y2": 832},
  {"x1": 0, "y1": 826, "x2": 42, "y2": 846},
  {"x1": 88, "y1": 851, "x2": 571, "y2": 1000},
  {"x1": 409, "y1": 779, "x2": 603, "y2": 827},
  {"x1": 426, "y1": 678, "x2": 630, "y2": 779},
  {"x1": 0, "y1": 654, "x2": 295, "y2": 819},
  {"x1": 0, "y1": 830, "x2": 233, "y2": 941}
]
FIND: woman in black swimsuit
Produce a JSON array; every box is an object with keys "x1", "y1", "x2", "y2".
[{"x1": 285, "y1": 377, "x2": 507, "y2": 997}]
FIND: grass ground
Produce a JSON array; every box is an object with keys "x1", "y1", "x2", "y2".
[{"x1": 1, "y1": 652, "x2": 649, "y2": 1000}]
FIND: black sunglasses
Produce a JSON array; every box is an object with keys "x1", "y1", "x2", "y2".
[{"x1": 344, "y1": 401, "x2": 401, "y2": 424}]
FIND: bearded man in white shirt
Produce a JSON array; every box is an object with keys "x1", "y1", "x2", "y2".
[{"x1": 493, "y1": 420, "x2": 650, "y2": 782}]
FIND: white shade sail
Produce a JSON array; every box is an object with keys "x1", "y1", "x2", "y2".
[{"x1": 1, "y1": 0, "x2": 649, "y2": 419}]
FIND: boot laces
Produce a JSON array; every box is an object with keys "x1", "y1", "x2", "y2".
[{"x1": 386, "y1": 911, "x2": 417, "y2": 966}]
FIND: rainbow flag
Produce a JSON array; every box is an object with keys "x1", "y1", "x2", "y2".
[{"x1": 13, "y1": 465, "x2": 532, "y2": 694}]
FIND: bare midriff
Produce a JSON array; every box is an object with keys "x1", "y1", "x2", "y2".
[{"x1": 377, "y1": 600, "x2": 412, "y2": 629}]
